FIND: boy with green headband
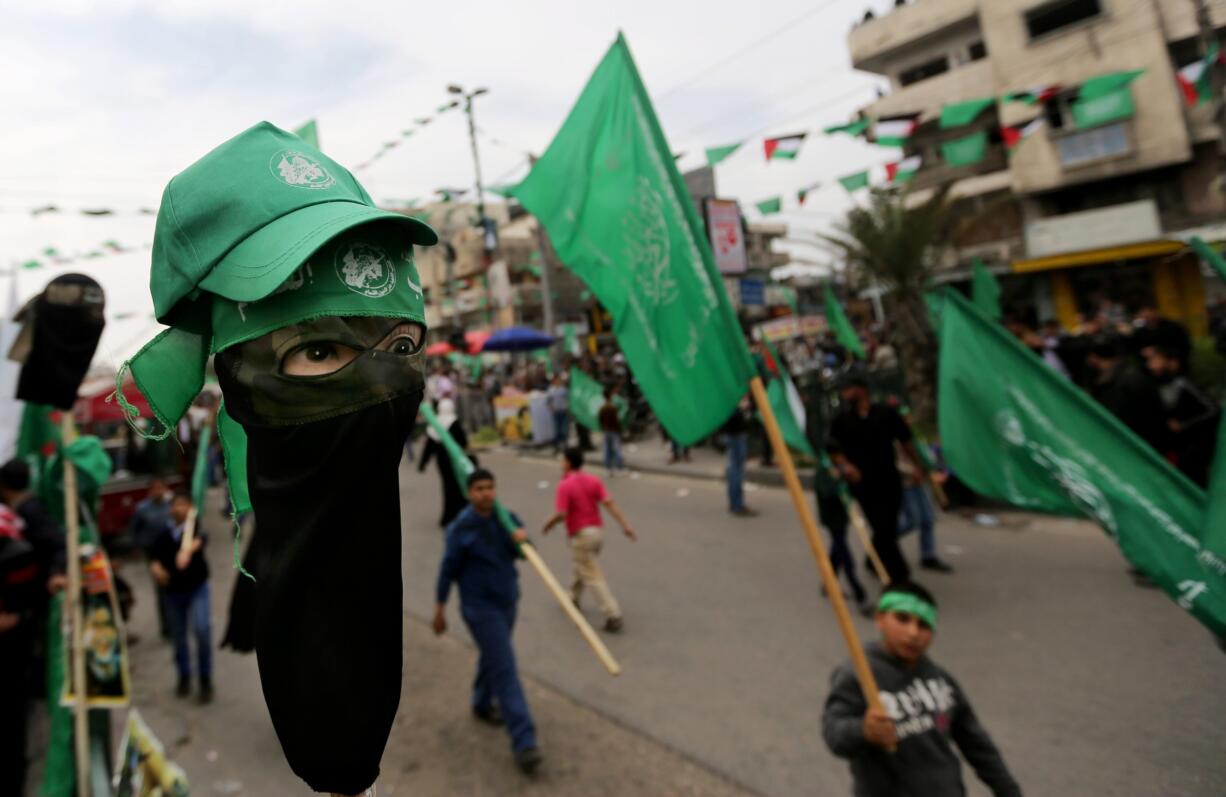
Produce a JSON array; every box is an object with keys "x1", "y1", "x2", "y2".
[{"x1": 822, "y1": 582, "x2": 1022, "y2": 797}]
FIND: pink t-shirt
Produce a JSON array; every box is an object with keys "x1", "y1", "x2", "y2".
[{"x1": 555, "y1": 470, "x2": 608, "y2": 536}]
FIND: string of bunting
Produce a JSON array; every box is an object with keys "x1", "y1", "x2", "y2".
[
  {"x1": 352, "y1": 100, "x2": 463, "y2": 172},
  {"x1": 11, "y1": 240, "x2": 150, "y2": 271},
  {"x1": 747, "y1": 68, "x2": 1151, "y2": 215}
]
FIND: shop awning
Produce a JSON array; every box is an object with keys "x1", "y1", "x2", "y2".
[{"x1": 1010, "y1": 240, "x2": 1186, "y2": 274}]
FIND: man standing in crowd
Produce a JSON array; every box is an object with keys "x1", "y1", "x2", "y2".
[
  {"x1": 1143, "y1": 344, "x2": 1220, "y2": 487},
  {"x1": 598, "y1": 387, "x2": 625, "y2": 476},
  {"x1": 721, "y1": 396, "x2": 756, "y2": 517},
  {"x1": 1085, "y1": 336, "x2": 1170, "y2": 453},
  {"x1": 1131, "y1": 306, "x2": 1191, "y2": 366},
  {"x1": 129, "y1": 476, "x2": 173, "y2": 637},
  {"x1": 433, "y1": 469, "x2": 543, "y2": 774},
  {"x1": 149, "y1": 492, "x2": 213, "y2": 703},
  {"x1": 547, "y1": 374, "x2": 570, "y2": 452},
  {"x1": 828, "y1": 373, "x2": 929, "y2": 583},
  {"x1": 542, "y1": 448, "x2": 637, "y2": 632}
]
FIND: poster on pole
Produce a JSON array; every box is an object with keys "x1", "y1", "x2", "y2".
[{"x1": 705, "y1": 198, "x2": 748, "y2": 275}]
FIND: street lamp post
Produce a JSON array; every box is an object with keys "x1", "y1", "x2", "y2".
[{"x1": 448, "y1": 84, "x2": 497, "y2": 329}]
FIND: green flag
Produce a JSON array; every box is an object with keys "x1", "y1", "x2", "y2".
[
  {"x1": 1206, "y1": 416, "x2": 1226, "y2": 560},
  {"x1": 511, "y1": 34, "x2": 754, "y2": 446},
  {"x1": 191, "y1": 423, "x2": 212, "y2": 511},
  {"x1": 762, "y1": 341, "x2": 813, "y2": 456},
  {"x1": 1072, "y1": 87, "x2": 1134, "y2": 128},
  {"x1": 568, "y1": 367, "x2": 629, "y2": 430},
  {"x1": 824, "y1": 120, "x2": 870, "y2": 136},
  {"x1": 705, "y1": 142, "x2": 742, "y2": 166},
  {"x1": 1077, "y1": 69, "x2": 1144, "y2": 99},
  {"x1": 940, "y1": 130, "x2": 988, "y2": 167},
  {"x1": 939, "y1": 97, "x2": 994, "y2": 129},
  {"x1": 563, "y1": 323, "x2": 580, "y2": 355},
  {"x1": 756, "y1": 197, "x2": 782, "y2": 215},
  {"x1": 293, "y1": 119, "x2": 319, "y2": 148},
  {"x1": 838, "y1": 171, "x2": 869, "y2": 193},
  {"x1": 971, "y1": 258, "x2": 1002, "y2": 320},
  {"x1": 1187, "y1": 236, "x2": 1226, "y2": 282},
  {"x1": 420, "y1": 404, "x2": 521, "y2": 537},
  {"x1": 824, "y1": 284, "x2": 866, "y2": 359},
  {"x1": 937, "y1": 289, "x2": 1226, "y2": 638}
]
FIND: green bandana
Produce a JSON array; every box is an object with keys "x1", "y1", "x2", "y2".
[{"x1": 877, "y1": 591, "x2": 938, "y2": 630}]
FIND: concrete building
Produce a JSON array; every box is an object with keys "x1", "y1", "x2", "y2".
[{"x1": 848, "y1": 0, "x2": 1226, "y2": 334}]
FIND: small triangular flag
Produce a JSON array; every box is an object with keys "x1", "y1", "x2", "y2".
[
  {"x1": 764, "y1": 133, "x2": 807, "y2": 161},
  {"x1": 705, "y1": 142, "x2": 742, "y2": 166}
]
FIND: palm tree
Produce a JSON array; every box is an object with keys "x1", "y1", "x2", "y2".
[{"x1": 823, "y1": 185, "x2": 953, "y2": 425}]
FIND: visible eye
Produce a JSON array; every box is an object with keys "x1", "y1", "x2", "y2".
[
  {"x1": 388, "y1": 336, "x2": 416, "y2": 356},
  {"x1": 281, "y1": 342, "x2": 361, "y2": 376}
]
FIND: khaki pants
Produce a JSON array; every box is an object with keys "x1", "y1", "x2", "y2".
[{"x1": 569, "y1": 527, "x2": 621, "y2": 619}]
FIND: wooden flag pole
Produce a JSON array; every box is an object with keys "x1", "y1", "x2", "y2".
[
  {"x1": 61, "y1": 414, "x2": 90, "y2": 797},
  {"x1": 747, "y1": 377, "x2": 887, "y2": 719},
  {"x1": 847, "y1": 499, "x2": 890, "y2": 584},
  {"x1": 519, "y1": 543, "x2": 621, "y2": 676}
]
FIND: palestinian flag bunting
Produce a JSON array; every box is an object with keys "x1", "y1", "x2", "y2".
[
  {"x1": 1003, "y1": 84, "x2": 1060, "y2": 105},
  {"x1": 764, "y1": 133, "x2": 807, "y2": 161},
  {"x1": 797, "y1": 181, "x2": 821, "y2": 205},
  {"x1": 874, "y1": 116, "x2": 919, "y2": 147},
  {"x1": 756, "y1": 197, "x2": 782, "y2": 215},
  {"x1": 885, "y1": 156, "x2": 922, "y2": 184},
  {"x1": 1177, "y1": 44, "x2": 1221, "y2": 107},
  {"x1": 838, "y1": 171, "x2": 870, "y2": 193},
  {"x1": 1002, "y1": 118, "x2": 1045, "y2": 151}
]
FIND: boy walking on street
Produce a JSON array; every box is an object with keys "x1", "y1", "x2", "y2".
[
  {"x1": 149, "y1": 492, "x2": 213, "y2": 703},
  {"x1": 433, "y1": 469, "x2": 543, "y2": 774},
  {"x1": 542, "y1": 448, "x2": 637, "y2": 632},
  {"x1": 598, "y1": 388, "x2": 625, "y2": 475},
  {"x1": 823, "y1": 582, "x2": 1022, "y2": 797}
]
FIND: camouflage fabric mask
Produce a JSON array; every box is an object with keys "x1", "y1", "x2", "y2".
[{"x1": 214, "y1": 315, "x2": 425, "y2": 427}]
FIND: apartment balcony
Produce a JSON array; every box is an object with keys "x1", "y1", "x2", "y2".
[{"x1": 848, "y1": 0, "x2": 979, "y2": 73}]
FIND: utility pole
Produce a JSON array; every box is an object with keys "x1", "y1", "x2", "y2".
[
  {"x1": 528, "y1": 154, "x2": 558, "y2": 356},
  {"x1": 448, "y1": 84, "x2": 497, "y2": 324}
]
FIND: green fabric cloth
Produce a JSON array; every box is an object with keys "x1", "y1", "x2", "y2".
[
  {"x1": 191, "y1": 423, "x2": 212, "y2": 511},
  {"x1": 755, "y1": 197, "x2": 782, "y2": 215},
  {"x1": 705, "y1": 142, "x2": 741, "y2": 166},
  {"x1": 939, "y1": 98, "x2": 994, "y2": 129},
  {"x1": 568, "y1": 367, "x2": 629, "y2": 431},
  {"x1": 877, "y1": 591, "x2": 937, "y2": 629},
  {"x1": 838, "y1": 171, "x2": 869, "y2": 193},
  {"x1": 40, "y1": 592, "x2": 74, "y2": 797},
  {"x1": 1188, "y1": 236, "x2": 1226, "y2": 281},
  {"x1": 1077, "y1": 69, "x2": 1144, "y2": 100},
  {"x1": 971, "y1": 258, "x2": 1002, "y2": 320},
  {"x1": 940, "y1": 130, "x2": 988, "y2": 167},
  {"x1": 1072, "y1": 87, "x2": 1134, "y2": 128},
  {"x1": 511, "y1": 34, "x2": 754, "y2": 446},
  {"x1": 937, "y1": 289, "x2": 1225, "y2": 638},
  {"x1": 217, "y1": 405, "x2": 252, "y2": 514},
  {"x1": 824, "y1": 285, "x2": 865, "y2": 359}
]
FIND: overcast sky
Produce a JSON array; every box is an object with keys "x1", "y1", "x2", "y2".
[{"x1": 1, "y1": 0, "x2": 899, "y2": 365}]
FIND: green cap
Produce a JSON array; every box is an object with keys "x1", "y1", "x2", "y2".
[{"x1": 150, "y1": 121, "x2": 437, "y2": 324}]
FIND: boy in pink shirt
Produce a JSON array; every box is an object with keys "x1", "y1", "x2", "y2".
[{"x1": 542, "y1": 448, "x2": 637, "y2": 632}]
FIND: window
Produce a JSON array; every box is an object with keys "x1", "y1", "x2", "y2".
[
  {"x1": 1057, "y1": 122, "x2": 1130, "y2": 167},
  {"x1": 899, "y1": 56, "x2": 950, "y2": 86},
  {"x1": 1025, "y1": 0, "x2": 1101, "y2": 40},
  {"x1": 968, "y1": 41, "x2": 987, "y2": 61}
]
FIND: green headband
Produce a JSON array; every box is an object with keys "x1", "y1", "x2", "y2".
[{"x1": 877, "y1": 591, "x2": 938, "y2": 630}]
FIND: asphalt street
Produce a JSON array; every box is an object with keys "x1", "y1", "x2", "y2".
[{"x1": 404, "y1": 447, "x2": 1226, "y2": 797}]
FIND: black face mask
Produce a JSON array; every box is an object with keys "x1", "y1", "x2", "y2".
[
  {"x1": 11, "y1": 273, "x2": 105, "y2": 410},
  {"x1": 215, "y1": 322, "x2": 423, "y2": 795}
]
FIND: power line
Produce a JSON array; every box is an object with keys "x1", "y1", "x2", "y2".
[{"x1": 654, "y1": 0, "x2": 845, "y2": 102}]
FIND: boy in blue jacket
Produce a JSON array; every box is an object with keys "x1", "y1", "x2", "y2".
[{"x1": 433, "y1": 468, "x2": 542, "y2": 774}]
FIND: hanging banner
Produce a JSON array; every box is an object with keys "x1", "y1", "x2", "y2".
[{"x1": 704, "y1": 199, "x2": 749, "y2": 275}]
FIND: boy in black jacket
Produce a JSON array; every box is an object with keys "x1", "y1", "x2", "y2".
[
  {"x1": 822, "y1": 582, "x2": 1021, "y2": 797},
  {"x1": 149, "y1": 492, "x2": 213, "y2": 703}
]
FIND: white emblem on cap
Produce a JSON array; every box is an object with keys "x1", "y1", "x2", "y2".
[
  {"x1": 269, "y1": 150, "x2": 335, "y2": 189},
  {"x1": 336, "y1": 243, "x2": 397, "y2": 298}
]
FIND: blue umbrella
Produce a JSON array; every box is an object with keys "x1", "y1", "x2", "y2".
[{"x1": 481, "y1": 326, "x2": 555, "y2": 352}]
